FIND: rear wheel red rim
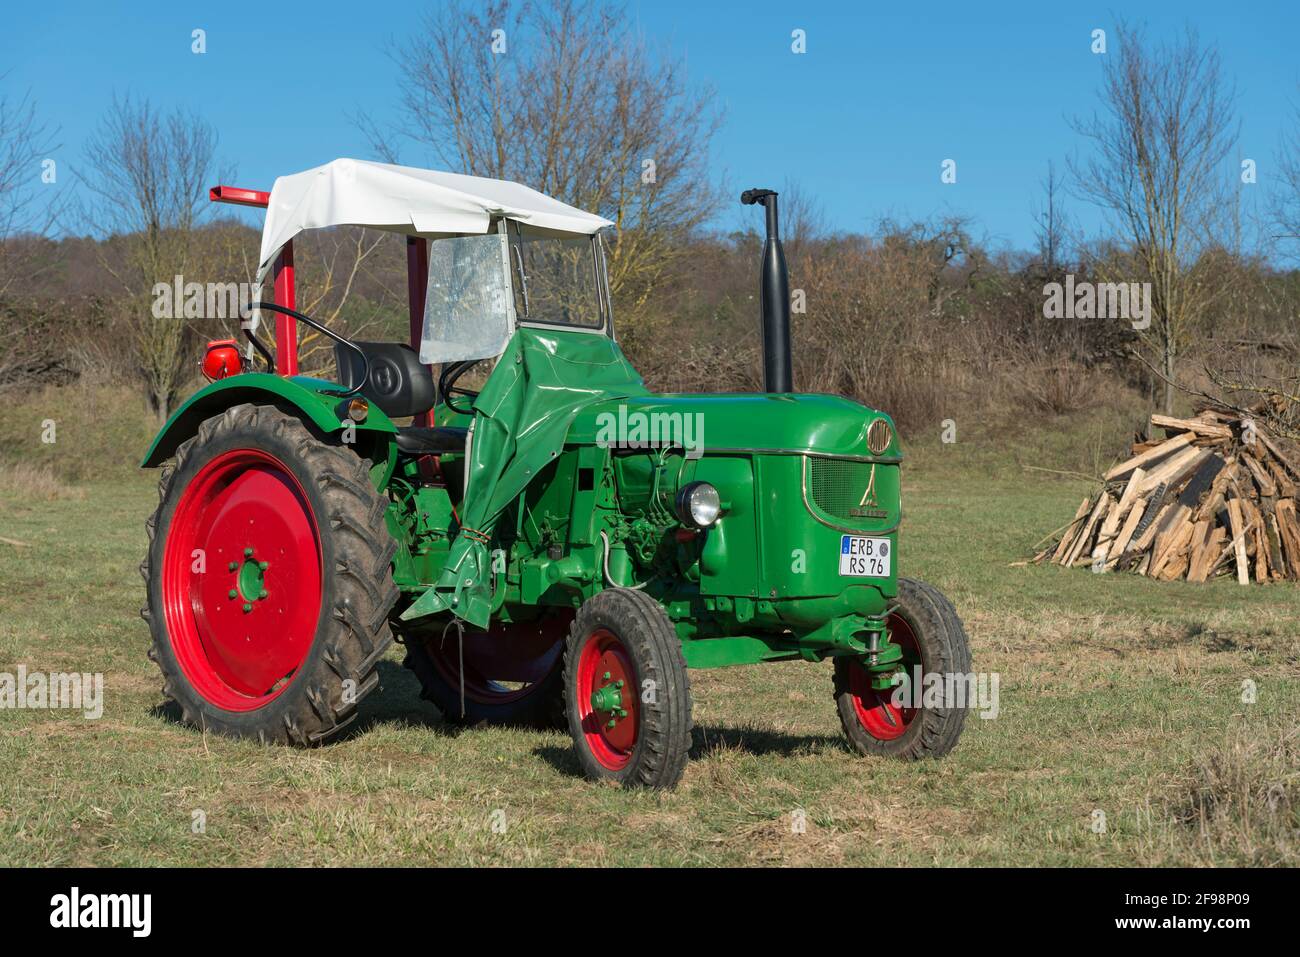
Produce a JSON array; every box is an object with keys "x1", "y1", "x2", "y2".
[
  {"x1": 849, "y1": 613, "x2": 922, "y2": 741},
  {"x1": 575, "y1": 628, "x2": 638, "y2": 770},
  {"x1": 161, "y1": 448, "x2": 323, "y2": 712}
]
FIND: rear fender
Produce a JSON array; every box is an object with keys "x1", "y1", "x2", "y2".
[{"x1": 141, "y1": 374, "x2": 398, "y2": 473}]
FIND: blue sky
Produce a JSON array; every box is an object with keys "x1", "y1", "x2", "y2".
[{"x1": 4, "y1": 0, "x2": 1297, "y2": 251}]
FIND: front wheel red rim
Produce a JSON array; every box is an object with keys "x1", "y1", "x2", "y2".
[
  {"x1": 161, "y1": 448, "x2": 323, "y2": 712},
  {"x1": 849, "y1": 613, "x2": 922, "y2": 741},
  {"x1": 575, "y1": 629, "x2": 639, "y2": 770}
]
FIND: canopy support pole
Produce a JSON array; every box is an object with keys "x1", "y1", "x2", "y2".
[
  {"x1": 406, "y1": 236, "x2": 431, "y2": 424},
  {"x1": 273, "y1": 242, "x2": 298, "y2": 375}
]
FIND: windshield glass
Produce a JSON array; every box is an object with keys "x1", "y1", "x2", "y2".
[
  {"x1": 419, "y1": 233, "x2": 514, "y2": 365},
  {"x1": 509, "y1": 228, "x2": 604, "y2": 329}
]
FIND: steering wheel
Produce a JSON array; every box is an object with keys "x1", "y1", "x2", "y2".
[{"x1": 438, "y1": 360, "x2": 482, "y2": 415}]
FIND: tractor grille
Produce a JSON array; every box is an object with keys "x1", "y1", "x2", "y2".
[{"x1": 806, "y1": 456, "x2": 877, "y2": 520}]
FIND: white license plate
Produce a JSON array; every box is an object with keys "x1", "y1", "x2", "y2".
[{"x1": 839, "y1": 535, "x2": 891, "y2": 577}]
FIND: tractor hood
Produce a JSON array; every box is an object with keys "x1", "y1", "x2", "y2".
[{"x1": 568, "y1": 393, "x2": 899, "y2": 460}]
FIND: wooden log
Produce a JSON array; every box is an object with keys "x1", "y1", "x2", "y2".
[
  {"x1": 1064, "y1": 493, "x2": 1112, "y2": 567},
  {"x1": 1151, "y1": 518, "x2": 1195, "y2": 578},
  {"x1": 1130, "y1": 502, "x2": 1174, "y2": 554},
  {"x1": 1257, "y1": 429, "x2": 1300, "y2": 480},
  {"x1": 1137, "y1": 446, "x2": 1211, "y2": 496},
  {"x1": 1227, "y1": 499, "x2": 1250, "y2": 585},
  {"x1": 1265, "y1": 509, "x2": 1287, "y2": 579},
  {"x1": 1150, "y1": 414, "x2": 1233, "y2": 440},
  {"x1": 1186, "y1": 518, "x2": 1215, "y2": 582},
  {"x1": 1274, "y1": 500, "x2": 1300, "y2": 578},
  {"x1": 1092, "y1": 468, "x2": 1146, "y2": 566},
  {"x1": 1266, "y1": 459, "x2": 1296, "y2": 498},
  {"x1": 1108, "y1": 495, "x2": 1148, "y2": 567},
  {"x1": 1051, "y1": 496, "x2": 1093, "y2": 563},
  {"x1": 1106, "y1": 433, "x2": 1193, "y2": 482},
  {"x1": 1241, "y1": 452, "x2": 1278, "y2": 497},
  {"x1": 1244, "y1": 498, "x2": 1269, "y2": 582}
]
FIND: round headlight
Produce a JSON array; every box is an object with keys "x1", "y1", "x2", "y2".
[
  {"x1": 675, "y1": 481, "x2": 722, "y2": 529},
  {"x1": 867, "y1": 418, "x2": 893, "y2": 455}
]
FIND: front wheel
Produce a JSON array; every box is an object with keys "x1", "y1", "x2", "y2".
[
  {"x1": 142, "y1": 403, "x2": 399, "y2": 745},
  {"x1": 563, "y1": 589, "x2": 693, "y2": 789},
  {"x1": 834, "y1": 577, "x2": 971, "y2": 759}
]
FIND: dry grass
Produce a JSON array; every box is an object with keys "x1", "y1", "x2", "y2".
[
  {"x1": 1169, "y1": 718, "x2": 1298, "y2": 866},
  {"x1": 0, "y1": 461, "x2": 84, "y2": 501}
]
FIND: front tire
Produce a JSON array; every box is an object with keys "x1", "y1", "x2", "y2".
[
  {"x1": 563, "y1": 589, "x2": 692, "y2": 789},
  {"x1": 834, "y1": 577, "x2": 971, "y2": 759},
  {"x1": 142, "y1": 403, "x2": 399, "y2": 745}
]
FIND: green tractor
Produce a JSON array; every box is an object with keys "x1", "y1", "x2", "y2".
[{"x1": 141, "y1": 159, "x2": 970, "y2": 788}]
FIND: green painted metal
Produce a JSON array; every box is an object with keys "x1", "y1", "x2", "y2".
[
  {"x1": 148, "y1": 321, "x2": 905, "y2": 673},
  {"x1": 236, "y1": 552, "x2": 269, "y2": 603},
  {"x1": 400, "y1": 327, "x2": 648, "y2": 627},
  {"x1": 140, "y1": 373, "x2": 398, "y2": 469},
  {"x1": 590, "y1": 679, "x2": 624, "y2": 712}
]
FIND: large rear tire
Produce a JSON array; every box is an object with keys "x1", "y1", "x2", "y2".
[
  {"x1": 834, "y1": 577, "x2": 971, "y2": 759},
  {"x1": 141, "y1": 403, "x2": 398, "y2": 745}
]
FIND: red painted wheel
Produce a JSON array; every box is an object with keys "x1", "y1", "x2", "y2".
[
  {"x1": 143, "y1": 404, "x2": 399, "y2": 745},
  {"x1": 834, "y1": 578, "x2": 972, "y2": 760},
  {"x1": 161, "y1": 448, "x2": 322, "y2": 710},
  {"x1": 846, "y1": 613, "x2": 921, "y2": 741},
  {"x1": 564, "y1": 589, "x2": 692, "y2": 789},
  {"x1": 574, "y1": 628, "x2": 639, "y2": 770}
]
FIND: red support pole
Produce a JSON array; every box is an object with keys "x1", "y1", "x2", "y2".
[
  {"x1": 406, "y1": 236, "x2": 431, "y2": 426},
  {"x1": 273, "y1": 242, "x2": 298, "y2": 376}
]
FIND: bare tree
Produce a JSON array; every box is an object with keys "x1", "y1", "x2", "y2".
[
  {"x1": 1031, "y1": 160, "x2": 1072, "y2": 275},
  {"x1": 80, "y1": 96, "x2": 229, "y2": 419},
  {"x1": 372, "y1": 0, "x2": 722, "y2": 320},
  {"x1": 0, "y1": 80, "x2": 59, "y2": 297},
  {"x1": 1274, "y1": 96, "x2": 1300, "y2": 258},
  {"x1": 291, "y1": 228, "x2": 397, "y2": 375},
  {"x1": 1071, "y1": 23, "x2": 1238, "y2": 413}
]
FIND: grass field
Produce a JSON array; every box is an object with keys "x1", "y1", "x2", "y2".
[{"x1": 0, "y1": 403, "x2": 1296, "y2": 866}]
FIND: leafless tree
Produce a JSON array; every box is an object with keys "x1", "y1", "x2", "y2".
[
  {"x1": 1031, "y1": 160, "x2": 1072, "y2": 275},
  {"x1": 80, "y1": 96, "x2": 229, "y2": 419},
  {"x1": 1071, "y1": 23, "x2": 1239, "y2": 414},
  {"x1": 371, "y1": 0, "x2": 722, "y2": 322},
  {"x1": 0, "y1": 79, "x2": 59, "y2": 297},
  {"x1": 1274, "y1": 96, "x2": 1300, "y2": 259},
  {"x1": 290, "y1": 228, "x2": 397, "y2": 376},
  {"x1": 0, "y1": 79, "x2": 62, "y2": 391}
]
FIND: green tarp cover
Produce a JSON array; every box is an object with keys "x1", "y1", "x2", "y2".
[{"x1": 400, "y1": 326, "x2": 647, "y2": 628}]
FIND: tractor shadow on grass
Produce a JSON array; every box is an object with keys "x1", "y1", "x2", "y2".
[
  {"x1": 348, "y1": 659, "x2": 475, "y2": 738},
  {"x1": 533, "y1": 724, "x2": 849, "y2": 780},
  {"x1": 147, "y1": 659, "x2": 469, "y2": 741}
]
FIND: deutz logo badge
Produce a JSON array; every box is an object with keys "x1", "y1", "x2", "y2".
[{"x1": 850, "y1": 465, "x2": 888, "y2": 518}]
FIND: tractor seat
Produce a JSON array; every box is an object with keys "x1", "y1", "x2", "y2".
[
  {"x1": 334, "y1": 340, "x2": 436, "y2": 419},
  {"x1": 395, "y1": 426, "x2": 469, "y2": 456}
]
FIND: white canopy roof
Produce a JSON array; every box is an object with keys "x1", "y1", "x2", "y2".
[{"x1": 255, "y1": 158, "x2": 613, "y2": 286}]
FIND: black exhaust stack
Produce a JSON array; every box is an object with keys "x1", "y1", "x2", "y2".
[{"x1": 741, "y1": 188, "x2": 792, "y2": 393}]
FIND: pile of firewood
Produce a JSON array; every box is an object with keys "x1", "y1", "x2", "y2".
[{"x1": 1034, "y1": 406, "x2": 1300, "y2": 583}]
